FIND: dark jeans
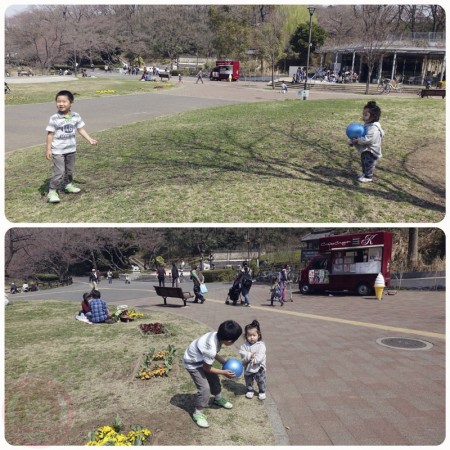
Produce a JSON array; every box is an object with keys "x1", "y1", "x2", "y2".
[
  {"x1": 245, "y1": 367, "x2": 267, "y2": 394},
  {"x1": 193, "y1": 284, "x2": 205, "y2": 302},
  {"x1": 158, "y1": 277, "x2": 165, "y2": 287},
  {"x1": 361, "y1": 151, "x2": 378, "y2": 178}
]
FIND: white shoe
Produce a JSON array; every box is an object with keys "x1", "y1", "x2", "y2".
[
  {"x1": 358, "y1": 177, "x2": 373, "y2": 183},
  {"x1": 258, "y1": 393, "x2": 266, "y2": 400},
  {"x1": 245, "y1": 392, "x2": 254, "y2": 399}
]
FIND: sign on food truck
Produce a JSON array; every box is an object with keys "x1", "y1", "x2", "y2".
[{"x1": 299, "y1": 231, "x2": 392, "y2": 296}]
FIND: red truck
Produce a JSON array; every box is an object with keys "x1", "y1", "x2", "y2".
[
  {"x1": 299, "y1": 231, "x2": 392, "y2": 296},
  {"x1": 209, "y1": 60, "x2": 240, "y2": 81}
]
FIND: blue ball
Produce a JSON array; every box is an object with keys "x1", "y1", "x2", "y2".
[
  {"x1": 346, "y1": 122, "x2": 365, "y2": 139},
  {"x1": 222, "y1": 358, "x2": 244, "y2": 378}
]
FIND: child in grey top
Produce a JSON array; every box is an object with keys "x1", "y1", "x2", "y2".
[
  {"x1": 239, "y1": 319, "x2": 267, "y2": 400},
  {"x1": 46, "y1": 90, "x2": 97, "y2": 203}
]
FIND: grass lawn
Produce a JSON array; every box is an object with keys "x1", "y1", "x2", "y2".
[
  {"x1": 5, "y1": 77, "x2": 175, "y2": 105},
  {"x1": 5, "y1": 97, "x2": 445, "y2": 223},
  {"x1": 4, "y1": 300, "x2": 275, "y2": 446}
]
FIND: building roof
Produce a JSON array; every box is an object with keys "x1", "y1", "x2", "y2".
[{"x1": 301, "y1": 230, "x2": 336, "y2": 242}]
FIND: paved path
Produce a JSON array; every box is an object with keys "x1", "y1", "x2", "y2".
[
  {"x1": 5, "y1": 77, "x2": 371, "y2": 153},
  {"x1": 10, "y1": 279, "x2": 445, "y2": 445}
]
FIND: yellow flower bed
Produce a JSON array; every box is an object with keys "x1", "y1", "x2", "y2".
[{"x1": 86, "y1": 422, "x2": 151, "y2": 446}]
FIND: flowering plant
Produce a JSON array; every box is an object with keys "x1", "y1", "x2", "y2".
[
  {"x1": 139, "y1": 322, "x2": 166, "y2": 335},
  {"x1": 86, "y1": 415, "x2": 151, "y2": 446},
  {"x1": 95, "y1": 90, "x2": 117, "y2": 94},
  {"x1": 136, "y1": 345, "x2": 176, "y2": 380},
  {"x1": 111, "y1": 306, "x2": 144, "y2": 322}
]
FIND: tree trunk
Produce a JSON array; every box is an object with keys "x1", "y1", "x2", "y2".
[{"x1": 407, "y1": 228, "x2": 419, "y2": 270}]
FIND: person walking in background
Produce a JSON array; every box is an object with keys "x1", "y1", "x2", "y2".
[
  {"x1": 171, "y1": 262, "x2": 180, "y2": 287},
  {"x1": 196, "y1": 69, "x2": 204, "y2": 84},
  {"x1": 239, "y1": 319, "x2": 267, "y2": 400},
  {"x1": 157, "y1": 265, "x2": 166, "y2": 287},
  {"x1": 89, "y1": 269, "x2": 98, "y2": 290},
  {"x1": 278, "y1": 264, "x2": 289, "y2": 306},
  {"x1": 107, "y1": 270, "x2": 113, "y2": 284},
  {"x1": 240, "y1": 265, "x2": 253, "y2": 307},
  {"x1": 190, "y1": 264, "x2": 205, "y2": 303},
  {"x1": 45, "y1": 90, "x2": 97, "y2": 203}
]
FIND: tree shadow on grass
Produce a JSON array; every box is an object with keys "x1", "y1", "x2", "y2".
[{"x1": 70, "y1": 120, "x2": 444, "y2": 221}]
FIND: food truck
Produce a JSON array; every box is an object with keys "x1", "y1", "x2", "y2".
[
  {"x1": 299, "y1": 231, "x2": 392, "y2": 296},
  {"x1": 209, "y1": 60, "x2": 240, "y2": 81}
]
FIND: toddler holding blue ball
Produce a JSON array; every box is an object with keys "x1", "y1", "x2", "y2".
[
  {"x1": 351, "y1": 100, "x2": 385, "y2": 183},
  {"x1": 239, "y1": 319, "x2": 267, "y2": 400}
]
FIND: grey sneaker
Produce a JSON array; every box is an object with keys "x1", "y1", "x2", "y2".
[{"x1": 193, "y1": 412, "x2": 209, "y2": 428}]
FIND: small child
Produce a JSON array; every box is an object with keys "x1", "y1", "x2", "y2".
[
  {"x1": 184, "y1": 320, "x2": 243, "y2": 428},
  {"x1": 178, "y1": 73, "x2": 183, "y2": 83},
  {"x1": 239, "y1": 320, "x2": 267, "y2": 400},
  {"x1": 281, "y1": 82, "x2": 288, "y2": 94},
  {"x1": 46, "y1": 90, "x2": 97, "y2": 203},
  {"x1": 79, "y1": 292, "x2": 92, "y2": 318},
  {"x1": 270, "y1": 276, "x2": 282, "y2": 306},
  {"x1": 351, "y1": 100, "x2": 385, "y2": 183}
]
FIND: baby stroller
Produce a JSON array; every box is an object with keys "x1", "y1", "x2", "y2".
[{"x1": 225, "y1": 280, "x2": 241, "y2": 305}]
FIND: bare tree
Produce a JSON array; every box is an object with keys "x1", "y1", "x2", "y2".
[
  {"x1": 254, "y1": 8, "x2": 289, "y2": 88},
  {"x1": 351, "y1": 5, "x2": 402, "y2": 94},
  {"x1": 407, "y1": 228, "x2": 419, "y2": 270}
]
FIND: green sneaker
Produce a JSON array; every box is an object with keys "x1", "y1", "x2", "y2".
[
  {"x1": 64, "y1": 183, "x2": 81, "y2": 193},
  {"x1": 193, "y1": 412, "x2": 209, "y2": 428},
  {"x1": 47, "y1": 192, "x2": 61, "y2": 203},
  {"x1": 213, "y1": 397, "x2": 233, "y2": 409}
]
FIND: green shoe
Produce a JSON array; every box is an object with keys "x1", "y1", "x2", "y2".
[
  {"x1": 47, "y1": 192, "x2": 61, "y2": 203},
  {"x1": 213, "y1": 397, "x2": 233, "y2": 409},
  {"x1": 64, "y1": 183, "x2": 81, "y2": 193},
  {"x1": 193, "y1": 412, "x2": 209, "y2": 428}
]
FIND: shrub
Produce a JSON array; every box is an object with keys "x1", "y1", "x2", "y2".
[
  {"x1": 34, "y1": 273, "x2": 60, "y2": 281},
  {"x1": 202, "y1": 269, "x2": 235, "y2": 283}
]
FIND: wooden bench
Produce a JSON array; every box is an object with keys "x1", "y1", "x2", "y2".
[
  {"x1": 153, "y1": 286, "x2": 193, "y2": 306},
  {"x1": 420, "y1": 89, "x2": 445, "y2": 98},
  {"x1": 159, "y1": 72, "x2": 171, "y2": 81}
]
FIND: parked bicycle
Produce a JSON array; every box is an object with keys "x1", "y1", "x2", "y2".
[{"x1": 377, "y1": 78, "x2": 403, "y2": 94}]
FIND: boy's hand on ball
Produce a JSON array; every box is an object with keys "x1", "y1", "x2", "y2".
[{"x1": 223, "y1": 369, "x2": 236, "y2": 379}]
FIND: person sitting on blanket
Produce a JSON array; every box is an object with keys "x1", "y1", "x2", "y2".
[
  {"x1": 79, "y1": 292, "x2": 92, "y2": 320},
  {"x1": 89, "y1": 290, "x2": 113, "y2": 323}
]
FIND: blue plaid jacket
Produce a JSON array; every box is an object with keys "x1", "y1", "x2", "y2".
[{"x1": 89, "y1": 298, "x2": 108, "y2": 323}]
